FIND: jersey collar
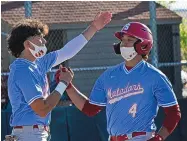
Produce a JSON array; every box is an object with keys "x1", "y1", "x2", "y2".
[
  {"x1": 123, "y1": 60, "x2": 144, "y2": 74},
  {"x1": 16, "y1": 58, "x2": 38, "y2": 68}
]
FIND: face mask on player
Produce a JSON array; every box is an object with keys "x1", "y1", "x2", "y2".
[
  {"x1": 28, "y1": 41, "x2": 47, "y2": 58},
  {"x1": 120, "y1": 47, "x2": 137, "y2": 61}
]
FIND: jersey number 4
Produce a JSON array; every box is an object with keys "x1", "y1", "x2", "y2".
[{"x1": 129, "y1": 103, "x2": 137, "y2": 118}]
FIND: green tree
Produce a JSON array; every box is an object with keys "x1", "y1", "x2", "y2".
[
  {"x1": 180, "y1": 19, "x2": 187, "y2": 60},
  {"x1": 158, "y1": 1, "x2": 187, "y2": 63},
  {"x1": 157, "y1": 1, "x2": 175, "y2": 8},
  {"x1": 180, "y1": 19, "x2": 187, "y2": 71}
]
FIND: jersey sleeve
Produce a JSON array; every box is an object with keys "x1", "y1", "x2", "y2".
[
  {"x1": 16, "y1": 71, "x2": 44, "y2": 105},
  {"x1": 89, "y1": 72, "x2": 107, "y2": 106},
  {"x1": 37, "y1": 51, "x2": 58, "y2": 74},
  {"x1": 153, "y1": 73, "x2": 178, "y2": 107}
]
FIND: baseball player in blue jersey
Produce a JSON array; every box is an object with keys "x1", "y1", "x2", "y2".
[
  {"x1": 6, "y1": 12, "x2": 112, "y2": 141},
  {"x1": 55, "y1": 22, "x2": 181, "y2": 141}
]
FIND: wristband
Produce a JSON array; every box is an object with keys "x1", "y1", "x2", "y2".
[
  {"x1": 55, "y1": 82, "x2": 67, "y2": 96},
  {"x1": 60, "y1": 80, "x2": 69, "y2": 87}
]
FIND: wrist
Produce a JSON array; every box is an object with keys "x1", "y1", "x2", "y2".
[
  {"x1": 155, "y1": 134, "x2": 164, "y2": 141},
  {"x1": 55, "y1": 81, "x2": 67, "y2": 96},
  {"x1": 66, "y1": 82, "x2": 73, "y2": 89},
  {"x1": 60, "y1": 80, "x2": 69, "y2": 87},
  {"x1": 82, "y1": 23, "x2": 98, "y2": 41},
  {"x1": 90, "y1": 23, "x2": 98, "y2": 33}
]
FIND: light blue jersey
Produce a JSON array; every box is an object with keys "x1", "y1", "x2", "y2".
[
  {"x1": 89, "y1": 60, "x2": 178, "y2": 136},
  {"x1": 7, "y1": 34, "x2": 88, "y2": 127},
  {"x1": 8, "y1": 51, "x2": 57, "y2": 126}
]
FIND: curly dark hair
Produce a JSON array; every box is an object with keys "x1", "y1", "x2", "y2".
[{"x1": 7, "y1": 18, "x2": 49, "y2": 58}]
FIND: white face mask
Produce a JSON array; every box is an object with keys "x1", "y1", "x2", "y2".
[
  {"x1": 120, "y1": 47, "x2": 138, "y2": 61},
  {"x1": 28, "y1": 41, "x2": 47, "y2": 58}
]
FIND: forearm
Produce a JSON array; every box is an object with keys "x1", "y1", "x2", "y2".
[
  {"x1": 66, "y1": 84, "x2": 103, "y2": 116},
  {"x1": 52, "y1": 25, "x2": 97, "y2": 67},
  {"x1": 40, "y1": 90, "x2": 62, "y2": 115},
  {"x1": 66, "y1": 84, "x2": 88, "y2": 111},
  {"x1": 157, "y1": 126, "x2": 170, "y2": 140},
  {"x1": 82, "y1": 24, "x2": 98, "y2": 41},
  {"x1": 38, "y1": 82, "x2": 67, "y2": 116},
  {"x1": 158, "y1": 105, "x2": 181, "y2": 140},
  {"x1": 53, "y1": 34, "x2": 88, "y2": 67},
  {"x1": 82, "y1": 100, "x2": 104, "y2": 117},
  {"x1": 148, "y1": 105, "x2": 181, "y2": 141}
]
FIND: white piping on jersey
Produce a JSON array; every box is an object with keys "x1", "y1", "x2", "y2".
[
  {"x1": 89, "y1": 100, "x2": 106, "y2": 106},
  {"x1": 28, "y1": 95, "x2": 43, "y2": 105},
  {"x1": 123, "y1": 60, "x2": 144, "y2": 74},
  {"x1": 159, "y1": 101, "x2": 178, "y2": 107}
]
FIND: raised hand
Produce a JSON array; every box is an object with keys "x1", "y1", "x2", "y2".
[{"x1": 91, "y1": 11, "x2": 112, "y2": 31}]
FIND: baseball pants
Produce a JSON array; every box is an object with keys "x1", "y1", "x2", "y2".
[
  {"x1": 11, "y1": 125, "x2": 49, "y2": 141},
  {"x1": 109, "y1": 132, "x2": 153, "y2": 141}
]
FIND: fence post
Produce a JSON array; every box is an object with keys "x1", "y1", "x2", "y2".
[
  {"x1": 149, "y1": 1, "x2": 158, "y2": 68},
  {"x1": 24, "y1": 1, "x2": 32, "y2": 18}
]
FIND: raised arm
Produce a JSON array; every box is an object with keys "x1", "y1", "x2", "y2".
[{"x1": 52, "y1": 12, "x2": 112, "y2": 67}]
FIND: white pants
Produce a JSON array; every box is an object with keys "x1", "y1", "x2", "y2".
[
  {"x1": 109, "y1": 132, "x2": 154, "y2": 141},
  {"x1": 11, "y1": 125, "x2": 49, "y2": 141}
]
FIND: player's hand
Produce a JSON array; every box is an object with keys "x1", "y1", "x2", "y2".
[
  {"x1": 58, "y1": 65, "x2": 74, "y2": 84},
  {"x1": 147, "y1": 134, "x2": 164, "y2": 141},
  {"x1": 91, "y1": 11, "x2": 112, "y2": 31},
  {"x1": 55, "y1": 65, "x2": 74, "y2": 89}
]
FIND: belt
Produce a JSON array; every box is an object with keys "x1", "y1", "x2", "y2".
[
  {"x1": 110, "y1": 132, "x2": 147, "y2": 141},
  {"x1": 13, "y1": 125, "x2": 49, "y2": 132}
]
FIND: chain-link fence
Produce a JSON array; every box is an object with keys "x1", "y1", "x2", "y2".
[
  {"x1": 156, "y1": 1, "x2": 187, "y2": 98},
  {"x1": 1, "y1": 1, "x2": 187, "y2": 108}
]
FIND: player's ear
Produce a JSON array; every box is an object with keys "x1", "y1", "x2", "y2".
[{"x1": 24, "y1": 40, "x2": 32, "y2": 50}]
